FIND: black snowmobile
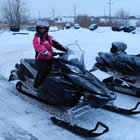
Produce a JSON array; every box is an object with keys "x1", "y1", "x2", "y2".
[
  {"x1": 9, "y1": 43, "x2": 140, "y2": 137},
  {"x1": 92, "y1": 41, "x2": 140, "y2": 97}
]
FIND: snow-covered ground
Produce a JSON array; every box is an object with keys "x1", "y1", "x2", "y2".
[{"x1": 0, "y1": 27, "x2": 140, "y2": 140}]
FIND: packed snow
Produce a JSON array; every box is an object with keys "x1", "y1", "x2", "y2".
[{"x1": 0, "y1": 27, "x2": 140, "y2": 140}]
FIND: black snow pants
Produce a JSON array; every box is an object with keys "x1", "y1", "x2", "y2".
[{"x1": 34, "y1": 60, "x2": 52, "y2": 89}]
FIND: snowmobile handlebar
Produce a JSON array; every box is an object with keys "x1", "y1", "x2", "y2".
[
  {"x1": 51, "y1": 52, "x2": 66, "y2": 56},
  {"x1": 41, "y1": 51, "x2": 66, "y2": 57}
]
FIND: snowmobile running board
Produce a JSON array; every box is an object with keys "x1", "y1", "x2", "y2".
[
  {"x1": 103, "y1": 77, "x2": 140, "y2": 98},
  {"x1": 90, "y1": 66, "x2": 140, "y2": 97}
]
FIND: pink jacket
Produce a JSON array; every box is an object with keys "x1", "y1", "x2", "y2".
[{"x1": 33, "y1": 34, "x2": 53, "y2": 61}]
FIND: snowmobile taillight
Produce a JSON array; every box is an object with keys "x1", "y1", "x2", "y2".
[
  {"x1": 11, "y1": 70, "x2": 16, "y2": 73},
  {"x1": 83, "y1": 92, "x2": 91, "y2": 97}
]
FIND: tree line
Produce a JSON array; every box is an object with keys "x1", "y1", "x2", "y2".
[
  {"x1": 1, "y1": 0, "x2": 140, "y2": 28},
  {"x1": 1, "y1": 0, "x2": 29, "y2": 27}
]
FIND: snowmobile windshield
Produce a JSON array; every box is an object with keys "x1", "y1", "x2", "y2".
[{"x1": 60, "y1": 43, "x2": 85, "y2": 70}]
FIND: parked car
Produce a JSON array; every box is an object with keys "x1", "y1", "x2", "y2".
[
  {"x1": 26, "y1": 26, "x2": 36, "y2": 31},
  {"x1": 10, "y1": 26, "x2": 20, "y2": 32},
  {"x1": 112, "y1": 26, "x2": 122, "y2": 31},
  {"x1": 74, "y1": 23, "x2": 80, "y2": 29},
  {"x1": 119, "y1": 26, "x2": 126, "y2": 31},
  {"x1": 88, "y1": 24, "x2": 98, "y2": 31},
  {"x1": 65, "y1": 23, "x2": 71, "y2": 29},
  {"x1": 123, "y1": 26, "x2": 136, "y2": 33},
  {"x1": 112, "y1": 26, "x2": 136, "y2": 33}
]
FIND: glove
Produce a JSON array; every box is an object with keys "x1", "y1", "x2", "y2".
[
  {"x1": 63, "y1": 46, "x2": 68, "y2": 52},
  {"x1": 44, "y1": 51, "x2": 48, "y2": 55},
  {"x1": 44, "y1": 41, "x2": 49, "y2": 44},
  {"x1": 64, "y1": 48, "x2": 68, "y2": 53},
  {"x1": 44, "y1": 51, "x2": 52, "y2": 56}
]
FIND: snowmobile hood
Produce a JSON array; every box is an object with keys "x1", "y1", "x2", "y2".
[{"x1": 65, "y1": 72, "x2": 115, "y2": 100}]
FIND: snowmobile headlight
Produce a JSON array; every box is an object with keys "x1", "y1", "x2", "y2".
[{"x1": 66, "y1": 64, "x2": 83, "y2": 74}]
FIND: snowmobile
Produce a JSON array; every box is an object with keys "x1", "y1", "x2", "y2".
[
  {"x1": 92, "y1": 41, "x2": 140, "y2": 97},
  {"x1": 9, "y1": 43, "x2": 140, "y2": 137}
]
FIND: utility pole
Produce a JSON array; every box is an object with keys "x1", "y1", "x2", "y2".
[
  {"x1": 38, "y1": 10, "x2": 40, "y2": 19},
  {"x1": 109, "y1": 0, "x2": 112, "y2": 26},
  {"x1": 52, "y1": 8, "x2": 55, "y2": 20},
  {"x1": 104, "y1": 7, "x2": 106, "y2": 17},
  {"x1": 73, "y1": 3, "x2": 77, "y2": 23},
  {"x1": 104, "y1": 7, "x2": 107, "y2": 23}
]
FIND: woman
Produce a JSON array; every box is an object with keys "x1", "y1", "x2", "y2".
[{"x1": 33, "y1": 19, "x2": 67, "y2": 90}]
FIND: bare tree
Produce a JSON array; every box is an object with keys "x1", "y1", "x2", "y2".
[
  {"x1": 114, "y1": 9, "x2": 130, "y2": 26},
  {"x1": 1, "y1": 0, "x2": 29, "y2": 27},
  {"x1": 75, "y1": 15, "x2": 91, "y2": 28}
]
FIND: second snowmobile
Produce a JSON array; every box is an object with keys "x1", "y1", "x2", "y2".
[
  {"x1": 9, "y1": 43, "x2": 140, "y2": 137},
  {"x1": 93, "y1": 42, "x2": 140, "y2": 97}
]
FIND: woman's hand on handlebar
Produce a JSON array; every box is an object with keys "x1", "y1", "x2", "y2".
[
  {"x1": 44, "y1": 51, "x2": 66, "y2": 56},
  {"x1": 47, "y1": 52, "x2": 52, "y2": 56},
  {"x1": 44, "y1": 51, "x2": 52, "y2": 56}
]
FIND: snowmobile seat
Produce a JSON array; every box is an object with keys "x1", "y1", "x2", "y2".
[
  {"x1": 19, "y1": 59, "x2": 37, "y2": 79},
  {"x1": 24, "y1": 58, "x2": 37, "y2": 70},
  {"x1": 110, "y1": 42, "x2": 127, "y2": 53}
]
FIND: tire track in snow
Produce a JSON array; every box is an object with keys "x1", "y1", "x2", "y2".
[
  {"x1": 0, "y1": 119, "x2": 38, "y2": 140},
  {"x1": 0, "y1": 48, "x2": 33, "y2": 80}
]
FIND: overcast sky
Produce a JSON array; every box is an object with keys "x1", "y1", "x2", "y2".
[{"x1": 0, "y1": 0, "x2": 140, "y2": 18}]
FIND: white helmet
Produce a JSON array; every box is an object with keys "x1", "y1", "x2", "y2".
[
  {"x1": 36, "y1": 19, "x2": 49, "y2": 35},
  {"x1": 36, "y1": 19, "x2": 49, "y2": 28}
]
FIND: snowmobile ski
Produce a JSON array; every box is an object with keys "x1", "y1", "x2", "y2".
[
  {"x1": 51, "y1": 117, "x2": 109, "y2": 137},
  {"x1": 103, "y1": 102, "x2": 140, "y2": 115}
]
